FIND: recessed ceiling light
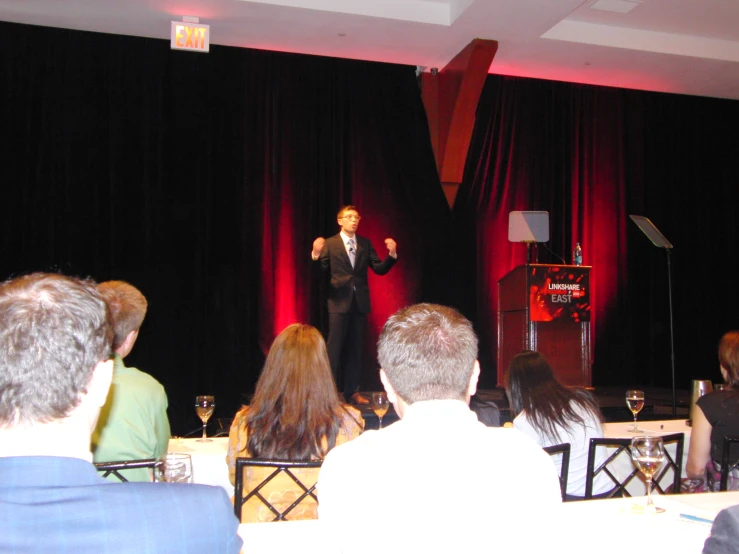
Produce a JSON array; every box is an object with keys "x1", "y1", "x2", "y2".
[{"x1": 590, "y1": 0, "x2": 642, "y2": 14}]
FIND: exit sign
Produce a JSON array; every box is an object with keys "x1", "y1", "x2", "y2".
[{"x1": 171, "y1": 21, "x2": 210, "y2": 53}]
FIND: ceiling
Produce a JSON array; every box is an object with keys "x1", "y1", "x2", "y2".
[{"x1": 2, "y1": 0, "x2": 739, "y2": 100}]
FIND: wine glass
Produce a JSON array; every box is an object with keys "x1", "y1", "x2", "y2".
[
  {"x1": 630, "y1": 435, "x2": 665, "y2": 513},
  {"x1": 153, "y1": 453, "x2": 193, "y2": 483},
  {"x1": 372, "y1": 392, "x2": 389, "y2": 430},
  {"x1": 195, "y1": 395, "x2": 215, "y2": 442},
  {"x1": 625, "y1": 390, "x2": 645, "y2": 432}
]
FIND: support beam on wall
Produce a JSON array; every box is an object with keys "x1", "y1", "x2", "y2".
[{"x1": 421, "y1": 39, "x2": 498, "y2": 208}]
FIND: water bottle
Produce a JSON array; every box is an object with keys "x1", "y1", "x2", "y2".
[{"x1": 573, "y1": 242, "x2": 582, "y2": 266}]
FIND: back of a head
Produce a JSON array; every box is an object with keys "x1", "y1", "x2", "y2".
[
  {"x1": 377, "y1": 303, "x2": 478, "y2": 403},
  {"x1": 505, "y1": 350, "x2": 559, "y2": 415},
  {"x1": 255, "y1": 323, "x2": 338, "y2": 404},
  {"x1": 719, "y1": 330, "x2": 739, "y2": 387},
  {"x1": 248, "y1": 323, "x2": 343, "y2": 459},
  {"x1": 0, "y1": 273, "x2": 112, "y2": 427},
  {"x1": 97, "y1": 281, "x2": 147, "y2": 351},
  {"x1": 506, "y1": 350, "x2": 601, "y2": 440}
]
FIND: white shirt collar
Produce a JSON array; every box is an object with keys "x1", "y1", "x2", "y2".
[{"x1": 340, "y1": 231, "x2": 355, "y2": 245}]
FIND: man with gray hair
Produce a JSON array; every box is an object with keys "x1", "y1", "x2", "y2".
[
  {"x1": 0, "y1": 273, "x2": 241, "y2": 553},
  {"x1": 318, "y1": 303, "x2": 562, "y2": 552}
]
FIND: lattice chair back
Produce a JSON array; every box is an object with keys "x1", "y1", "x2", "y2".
[
  {"x1": 719, "y1": 436, "x2": 739, "y2": 491},
  {"x1": 234, "y1": 458, "x2": 323, "y2": 522},
  {"x1": 649, "y1": 432, "x2": 684, "y2": 495},
  {"x1": 584, "y1": 438, "x2": 640, "y2": 499},
  {"x1": 543, "y1": 443, "x2": 571, "y2": 501},
  {"x1": 93, "y1": 459, "x2": 157, "y2": 482}
]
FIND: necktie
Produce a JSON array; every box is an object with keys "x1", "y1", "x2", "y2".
[{"x1": 347, "y1": 239, "x2": 356, "y2": 267}]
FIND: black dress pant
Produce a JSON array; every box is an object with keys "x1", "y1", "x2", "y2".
[{"x1": 326, "y1": 295, "x2": 365, "y2": 400}]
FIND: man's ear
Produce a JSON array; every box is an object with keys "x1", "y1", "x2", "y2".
[
  {"x1": 116, "y1": 330, "x2": 139, "y2": 358},
  {"x1": 379, "y1": 369, "x2": 398, "y2": 404},
  {"x1": 88, "y1": 359, "x2": 114, "y2": 408},
  {"x1": 467, "y1": 360, "x2": 480, "y2": 398}
]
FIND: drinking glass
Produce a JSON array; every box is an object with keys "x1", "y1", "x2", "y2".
[
  {"x1": 372, "y1": 392, "x2": 389, "y2": 430},
  {"x1": 630, "y1": 435, "x2": 665, "y2": 513},
  {"x1": 195, "y1": 395, "x2": 215, "y2": 442},
  {"x1": 625, "y1": 390, "x2": 645, "y2": 432},
  {"x1": 153, "y1": 453, "x2": 193, "y2": 483}
]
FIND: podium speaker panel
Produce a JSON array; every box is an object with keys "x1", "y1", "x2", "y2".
[{"x1": 497, "y1": 264, "x2": 592, "y2": 388}]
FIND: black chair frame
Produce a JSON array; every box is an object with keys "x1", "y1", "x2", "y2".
[
  {"x1": 584, "y1": 438, "x2": 639, "y2": 499},
  {"x1": 543, "y1": 443, "x2": 571, "y2": 501},
  {"x1": 233, "y1": 458, "x2": 323, "y2": 521},
  {"x1": 93, "y1": 459, "x2": 157, "y2": 482},
  {"x1": 719, "y1": 436, "x2": 739, "y2": 491},
  {"x1": 584, "y1": 432, "x2": 684, "y2": 499},
  {"x1": 650, "y1": 432, "x2": 684, "y2": 495}
]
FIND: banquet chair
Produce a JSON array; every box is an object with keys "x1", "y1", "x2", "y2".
[
  {"x1": 93, "y1": 459, "x2": 157, "y2": 482},
  {"x1": 649, "y1": 432, "x2": 684, "y2": 495},
  {"x1": 234, "y1": 458, "x2": 323, "y2": 522},
  {"x1": 584, "y1": 433, "x2": 684, "y2": 499},
  {"x1": 719, "y1": 436, "x2": 739, "y2": 491},
  {"x1": 584, "y1": 438, "x2": 640, "y2": 499},
  {"x1": 542, "y1": 443, "x2": 570, "y2": 501}
]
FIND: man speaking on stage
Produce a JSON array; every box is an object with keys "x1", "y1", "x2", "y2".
[{"x1": 311, "y1": 205, "x2": 397, "y2": 404}]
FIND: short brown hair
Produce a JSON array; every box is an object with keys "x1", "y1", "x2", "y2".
[
  {"x1": 97, "y1": 281, "x2": 147, "y2": 350},
  {"x1": 337, "y1": 205, "x2": 360, "y2": 220},
  {"x1": 377, "y1": 303, "x2": 478, "y2": 403}
]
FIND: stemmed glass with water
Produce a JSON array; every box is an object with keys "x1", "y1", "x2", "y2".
[
  {"x1": 625, "y1": 390, "x2": 645, "y2": 432},
  {"x1": 195, "y1": 395, "x2": 215, "y2": 443},
  {"x1": 372, "y1": 392, "x2": 389, "y2": 430},
  {"x1": 630, "y1": 435, "x2": 665, "y2": 513}
]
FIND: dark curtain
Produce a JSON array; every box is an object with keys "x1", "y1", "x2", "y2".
[
  {"x1": 3, "y1": 21, "x2": 739, "y2": 433},
  {"x1": 454, "y1": 74, "x2": 739, "y2": 391},
  {"x1": 0, "y1": 22, "x2": 448, "y2": 434}
]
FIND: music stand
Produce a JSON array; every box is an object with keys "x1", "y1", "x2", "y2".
[{"x1": 630, "y1": 215, "x2": 676, "y2": 416}]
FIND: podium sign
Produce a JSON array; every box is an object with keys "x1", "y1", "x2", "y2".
[
  {"x1": 528, "y1": 265, "x2": 590, "y2": 322},
  {"x1": 498, "y1": 264, "x2": 592, "y2": 388}
]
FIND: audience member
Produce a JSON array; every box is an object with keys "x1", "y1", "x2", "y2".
[
  {"x1": 704, "y1": 504, "x2": 739, "y2": 554},
  {"x1": 506, "y1": 350, "x2": 612, "y2": 499},
  {"x1": 687, "y1": 330, "x2": 739, "y2": 491},
  {"x1": 0, "y1": 272, "x2": 241, "y2": 553},
  {"x1": 469, "y1": 393, "x2": 501, "y2": 427},
  {"x1": 318, "y1": 303, "x2": 562, "y2": 553},
  {"x1": 91, "y1": 280, "x2": 171, "y2": 482},
  {"x1": 226, "y1": 323, "x2": 364, "y2": 522}
]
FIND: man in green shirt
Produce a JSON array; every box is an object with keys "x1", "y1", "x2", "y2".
[{"x1": 91, "y1": 281, "x2": 171, "y2": 482}]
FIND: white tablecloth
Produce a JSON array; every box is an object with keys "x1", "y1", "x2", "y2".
[
  {"x1": 602, "y1": 419, "x2": 692, "y2": 495},
  {"x1": 566, "y1": 491, "x2": 739, "y2": 554},
  {"x1": 236, "y1": 491, "x2": 739, "y2": 554},
  {"x1": 168, "y1": 437, "x2": 232, "y2": 496}
]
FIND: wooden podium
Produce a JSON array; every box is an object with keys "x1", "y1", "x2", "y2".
[{"x1": 497, "y1": 264, "x2": 592, "y2": 388}]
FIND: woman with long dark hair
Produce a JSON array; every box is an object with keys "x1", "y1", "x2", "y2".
[
  {"x1": 226, "y1": 323, "x2": 364, "y2": 521},
  {"x1": 505, "y1": 350, "x2": 612, "y2": 500},
  {"x1": 686, "y1": 330, "x2": 739, "y2": 491}
]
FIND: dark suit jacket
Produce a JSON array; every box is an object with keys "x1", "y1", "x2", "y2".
[
  {"x1": 317, "y1": 233, "x2": 396, "y2": 314},
  {"x1": 704, "y1": 503, "x2": 739, "y2": 554},
  {"x1": 0, "y1": 456, "x2": 242, "y2": 554}
]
